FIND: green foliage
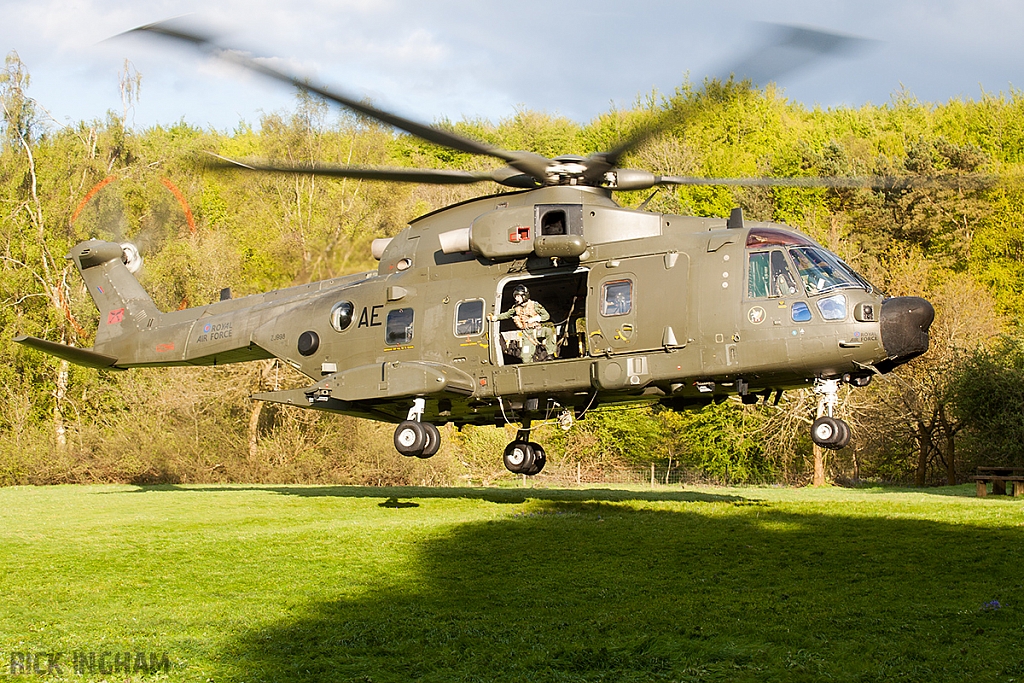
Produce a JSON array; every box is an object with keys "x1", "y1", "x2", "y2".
[
  {"x1": 6, "y1": 58, "x2": 1024, "y2": 486},
  {"x1": 952, "y1": 332, "x2": 1024, "y2": 465},
  {"x1": 661, "y1": 402, "x2": 779, "y2": 484},
  {"x1": 580, "y1": 406, "x2": 667, "y2": 460}
]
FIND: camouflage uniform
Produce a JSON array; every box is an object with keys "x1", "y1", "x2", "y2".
[{"x1": 495, "y1": 298, "x2": 557, "y2": 363}]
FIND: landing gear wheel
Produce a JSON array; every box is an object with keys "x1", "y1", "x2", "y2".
[
  {"x1": 811, "y1": 416, "x2": 849, "y2": 450},
  {"x1": 526, "y1": 442, "x2": 546, "y2": 475},
  {"x1": 833, "y1": 419, "x2": 851, "y2": 449},
  {"x1": 811, "y1": 416, "x2": 838, "y2": 448},
  {"x1": 394, "y1": 420, "x2": 427, "y2": 457},
  {"x1": 417, "y1": 423, "x2": 441, "y2": 459},
  {"x1": 503, "y1": 441, "x2": 536, "y2": 474}
]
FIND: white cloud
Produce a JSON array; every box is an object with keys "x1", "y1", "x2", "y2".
[{"x1": 4, "y1": 0, "x2": 1024, "y2": 132}]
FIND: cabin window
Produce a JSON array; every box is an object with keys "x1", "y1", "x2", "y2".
[
  {"x1": 386, "y1": 308, "x2": 414, "y2": 345},
  {"x1": 601, "y1": 280, "x2": 632, "y2": 316},
  {"x1": 454, "y1": 299, "x2": 484, "y2": 336},
  {"x1": 330, "y1": 301, "x2": 355, "y2": 332}
]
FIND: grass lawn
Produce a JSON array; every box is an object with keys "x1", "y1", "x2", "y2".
[{"x1": 1, "y1": 482, "x2": 1022, "y2": 682}]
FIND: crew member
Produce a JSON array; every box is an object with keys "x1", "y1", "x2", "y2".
[{"x1": 489, "y1": 284, "x2": 557, "y2": 362}]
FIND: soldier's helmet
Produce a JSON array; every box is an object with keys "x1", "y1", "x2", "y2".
[{"x1": 513, "y1": 285, "x2": 529, "y2": 301}]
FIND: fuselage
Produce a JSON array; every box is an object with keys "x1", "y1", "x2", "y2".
[{"x1": 47, "y1": 185, "x2": 932, "y2": 429}]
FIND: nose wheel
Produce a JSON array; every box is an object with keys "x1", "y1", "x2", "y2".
[
  {"x1": 810, "y1": 415, "x2": 851, "y2": 450},
  {"x1": 811, "y1": 379, "x2": 852, "y2": 450}
]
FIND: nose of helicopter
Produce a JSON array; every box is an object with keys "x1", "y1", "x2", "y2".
[{"x1": 878, "y1": 296, "x2": 936, "y2": 370}]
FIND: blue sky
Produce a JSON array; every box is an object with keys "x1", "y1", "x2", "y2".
[{"x1": 3, "y1": 0, "x2": 1023, "y2": 133}]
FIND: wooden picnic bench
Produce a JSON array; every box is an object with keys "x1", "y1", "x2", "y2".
[{"x1": 972, "y1": 467, "x2": 1024, "y2": 497}]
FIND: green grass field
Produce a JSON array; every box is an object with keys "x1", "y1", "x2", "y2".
[{"x1": 1, "y1": 483, "x2": 1022, "y2": 682}]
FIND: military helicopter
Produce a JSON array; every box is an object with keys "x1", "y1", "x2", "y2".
[{"x1": 16, "y1": 21, "x2": 935, "y2": 476}]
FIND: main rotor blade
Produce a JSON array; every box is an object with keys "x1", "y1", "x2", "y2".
[
  {"x1": 710, "y1": 24, "x2": 871, "y2": 90},
  {"x1": 205, "y1": 154, "x2": 538, "y2": 188},
  {"x1": 655, "y1": 175, "x2": 997, "y2": 191},
  {"x1": 127, "y1": 20, "x2": 554, "y2": 181},
  {"x1": 585, "y1": 24, "x2": 874, "y2": 182}
]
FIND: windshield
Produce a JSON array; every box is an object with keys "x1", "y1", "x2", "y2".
[{"x1": 789, "y1": 247, "x2": 871, "y2": 296}]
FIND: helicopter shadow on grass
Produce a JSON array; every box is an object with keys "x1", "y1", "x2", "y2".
[
  {"x1": 210, "y1": 499, "x2": 1024, "y2": 683},
  {"x1": 107, "y1": 483, "x2": 743, "y2": 506}
]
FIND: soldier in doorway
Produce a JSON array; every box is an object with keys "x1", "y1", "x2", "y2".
[{"x1": 489, "y1": 284, "x2": 557, "y2": 362}]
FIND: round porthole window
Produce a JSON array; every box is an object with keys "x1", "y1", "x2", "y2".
[
  {"x1": 297, "y1": 331, "x2": 320, "y2": 356},
  {"x1": 330, "y1": 301, "x2": 355, "y2": 332}
]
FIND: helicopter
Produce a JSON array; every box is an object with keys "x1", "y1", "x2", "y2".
[{"x1": 16, "y1": 21, "x2": 935, "y2": 476}]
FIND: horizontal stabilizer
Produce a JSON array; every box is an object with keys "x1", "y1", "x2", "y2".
[{"x1": 14, "y1": 335, "x2": 122, "y2": 370}]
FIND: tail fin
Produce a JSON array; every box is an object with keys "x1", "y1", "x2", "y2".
[{"x1": 69, "y1": 240, "x2": 162, "y2": 348}]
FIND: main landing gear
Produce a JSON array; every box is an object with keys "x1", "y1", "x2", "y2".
[
  {"x1": 391, "y1": 399, "x2": 546, "y2": 475},
  {"x1": 502, "y1": 423, "x2": 547, "y2": 476},
  {"x1": 393, "y1": 398, "x2": 441, "y2": 459},
  {"x1": 810, "y1": 379, "x2": 851, "y2": 450},
  {"x1": 503, "y1": 439, "x2": 547, "y2": 476}
]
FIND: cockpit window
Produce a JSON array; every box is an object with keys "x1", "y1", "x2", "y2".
[
  {"x1": 748, "y1": 250, "x2": 799, "y2": 298},
  {"x1": 817, "y1": 294, "x2": 848, "y2": 321},
  {"x1": 789, "y1": 247, "x2": 869, "y2": 296},
  {"x1": 746, "y1": 227, "x2": 816, "y2": 248},
  {"x1": 748, "y1": 252, "x2": 770, "y2": 298},
  {"x1": 772, "y1": 251, "x2": 799, "y2": 296}
]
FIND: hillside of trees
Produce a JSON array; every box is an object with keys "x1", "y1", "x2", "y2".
[{"x1": 3, "y1": 51, "x2": 1024, "y2": 487}]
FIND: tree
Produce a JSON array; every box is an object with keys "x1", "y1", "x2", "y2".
[
  {"x1": 860, "y1": 251, "x2": 999, "y2": 485},
  {"x1": 660, "y1": 402, "x2": 778, "y2": 484},
  {"x1": 1, "y1": 51, "x2": 79, "y2": 450},
  {"x1": 952, "y1": 332, "x2": 1024, "y2": 467}
]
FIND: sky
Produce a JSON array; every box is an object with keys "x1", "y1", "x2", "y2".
[{"x1": 3, "y1": 0, "x2": 1024, "y2": 134}]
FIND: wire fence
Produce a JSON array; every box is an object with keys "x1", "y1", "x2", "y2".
[{"x1": 516, "y1": 462, "x2": 736, "y2": 488}]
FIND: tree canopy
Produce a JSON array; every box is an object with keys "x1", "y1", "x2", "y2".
[{"x1": 2, "y1": 55, "x2": 1021, "y2": 486}]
